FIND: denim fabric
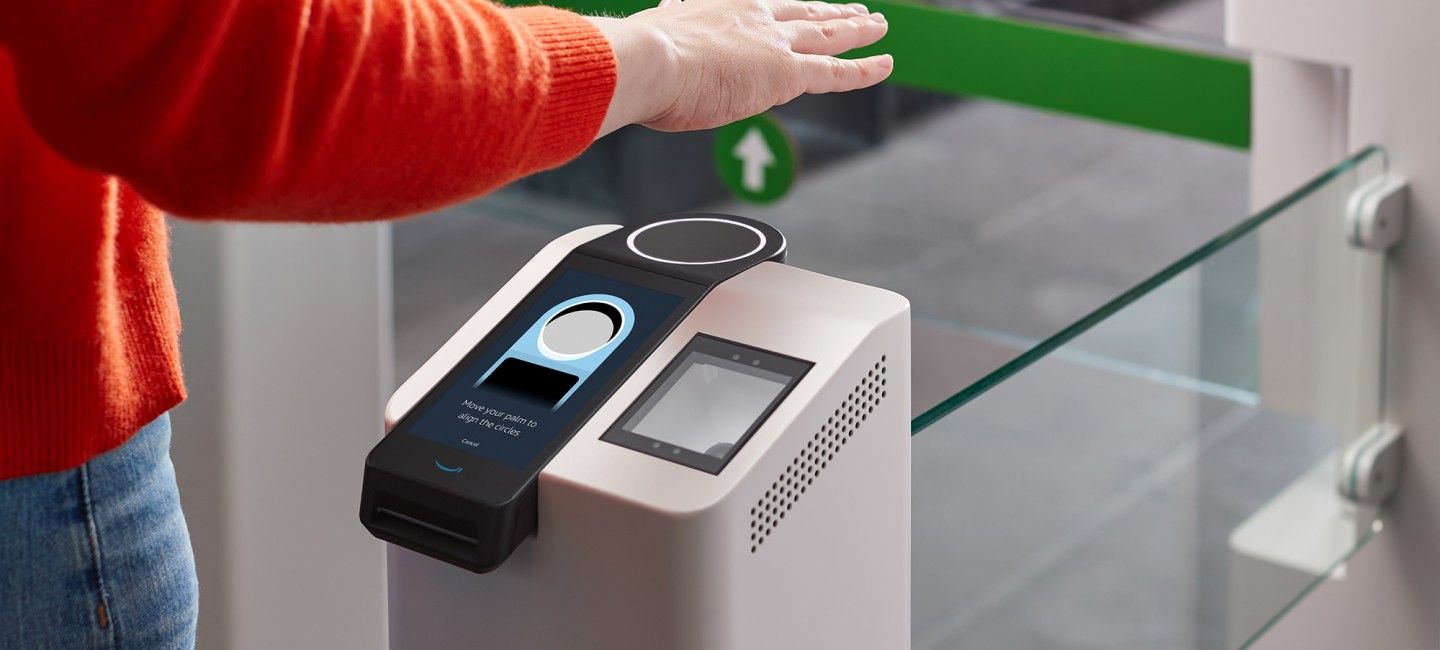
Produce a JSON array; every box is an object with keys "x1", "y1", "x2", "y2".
[{"x1": 0, "y1": 414, "x2": 198, "y2": 649}]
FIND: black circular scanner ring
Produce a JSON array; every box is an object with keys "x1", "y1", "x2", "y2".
[{"x1": 625, "y1": 217, "x2": 767, "y2": 265}]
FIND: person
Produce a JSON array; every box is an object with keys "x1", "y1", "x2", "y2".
[{"x1": 0, "y1": 0, "x2": 890, "y2": 646}]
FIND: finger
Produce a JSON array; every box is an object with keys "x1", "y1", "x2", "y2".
[
  {"x1": 773, "y1": 0, "x2": 869, "y2": 21},
  {"x1": 657, "y1": 0, "x2": 682, "y2": 7},
  {"x1": 799, "y1": 53, "x2": 894, "y2": 94},
  {"x1": 790, "y1": 14, "x2": 888, "y2": 56}
]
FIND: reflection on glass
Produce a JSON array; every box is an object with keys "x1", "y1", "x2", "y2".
[{"x1": 911, "y1": 147, "x2": 1387, "y2": 649}]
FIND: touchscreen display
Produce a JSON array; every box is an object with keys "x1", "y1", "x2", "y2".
[
  {"x1": 399, "y1": 269, "x2": 684, "y2": 469},
  {"x1": 603, "y1": 335, "x2": 811, "y2": 473}
]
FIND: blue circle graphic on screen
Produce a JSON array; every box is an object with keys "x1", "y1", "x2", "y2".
[{"x1": 473, "y1": 294, "x2": 636, "y2": 410}]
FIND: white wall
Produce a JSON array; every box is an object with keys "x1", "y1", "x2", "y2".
[{"x1": 169, "y1": 220, "x2": 391, "y2": 649}]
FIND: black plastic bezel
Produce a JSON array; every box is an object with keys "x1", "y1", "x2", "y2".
[{"x1": 369, "y1": 254, "x2": 705, "y2": 505}]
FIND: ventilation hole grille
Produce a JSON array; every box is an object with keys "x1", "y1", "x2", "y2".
[{"x1": 749, "y1": 355, "x2": 888, "y2": 553}]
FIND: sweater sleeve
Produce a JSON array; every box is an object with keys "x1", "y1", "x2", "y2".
[{"x1": 0, "y1": 0, "x2": 616, "y2": 220}]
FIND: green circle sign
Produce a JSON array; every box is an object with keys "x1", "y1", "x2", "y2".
[{"x1": 712, "y1": 114, "x2": 797, "y2": 204}]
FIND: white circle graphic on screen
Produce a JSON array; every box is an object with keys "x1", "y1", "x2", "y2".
[{"x1": 539, "y1": 302, "x2": 623, "y2": 361}]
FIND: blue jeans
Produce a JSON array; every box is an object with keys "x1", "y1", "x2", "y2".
[{"x1": 0, "y1": 414, "x2": 198, "y2": 649}]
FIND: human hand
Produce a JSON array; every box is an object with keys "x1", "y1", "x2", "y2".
[{"x1": 587, "y1": 0, "x2": 892, "y2": 137}]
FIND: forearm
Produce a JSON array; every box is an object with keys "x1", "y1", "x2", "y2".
[
  {"x1": 0, "y1": 0, "x2": 616, "y2": 221},
  {"x1": 585, "y1": 17, "x2": 676, "y2": 139},
  {"x1": 1, "y1": 0, "x2": 889, "y2": 220}
]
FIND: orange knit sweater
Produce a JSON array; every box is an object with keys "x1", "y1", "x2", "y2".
[{"x1": 0, "y1": 1, "x2": 616, "y2": 479}]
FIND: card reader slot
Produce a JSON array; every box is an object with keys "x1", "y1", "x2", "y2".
[
  {"x1": 369, "y1": 495, "x2": 482, "y2": 561},
  {"x1": 375, "y1": 507, "x2": 479, "y2": 545}
]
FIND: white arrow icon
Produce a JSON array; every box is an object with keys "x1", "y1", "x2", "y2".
[{"x1": 732, "y1": 127, "x2": 776, "y2": 193}]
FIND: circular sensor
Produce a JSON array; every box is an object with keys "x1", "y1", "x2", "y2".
[
  {"x1": 540, "y1": 301, "x2": 623, "y2": 359},
  {"x1": 626, "y1": 217, "x2": 767, "y2": 265}
]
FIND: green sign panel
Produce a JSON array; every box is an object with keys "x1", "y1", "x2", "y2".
[
  {"x1": 713, "y1": 114, "x2": 797, "y2": 204},
  {"x1": 504, "y1": 0, "x2": 1251, "y2": 149}
]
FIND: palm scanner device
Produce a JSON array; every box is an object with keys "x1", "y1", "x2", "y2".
[{"x1": 361, "y1": 214, "x2": 911, "y2": 649}]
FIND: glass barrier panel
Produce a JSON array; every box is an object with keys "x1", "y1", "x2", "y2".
[{"x1": 911, "y1": 146, "x2": 1387, "y2": 649}]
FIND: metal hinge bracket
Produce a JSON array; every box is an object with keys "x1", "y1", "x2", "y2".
[
  {"x1": 1338, "y1": 423, "x2": 1404, "y2": 507},
  {"x1": 1347, "y1": 176, "x2": 1409, "y2": 250}
]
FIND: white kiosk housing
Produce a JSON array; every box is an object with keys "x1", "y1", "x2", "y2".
[{"x1": 369, "y1": 216, "x2": 911, "y2": 649}]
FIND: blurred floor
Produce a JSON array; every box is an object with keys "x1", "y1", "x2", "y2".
[{"x1": 396, "y1": 94, "x2": 1249, "y2": 405}]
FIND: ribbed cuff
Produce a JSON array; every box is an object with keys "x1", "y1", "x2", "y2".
[
  {"x1": 0, "y1": 280, "x2": 186, "y2": 480},
  {"x1": 508, "y1": 7, "x2": 617, "y2": 172}
]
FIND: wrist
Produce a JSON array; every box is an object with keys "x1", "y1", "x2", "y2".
[{"x1": 587, "y1": 15, "x2": 679, "y2": 137}]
